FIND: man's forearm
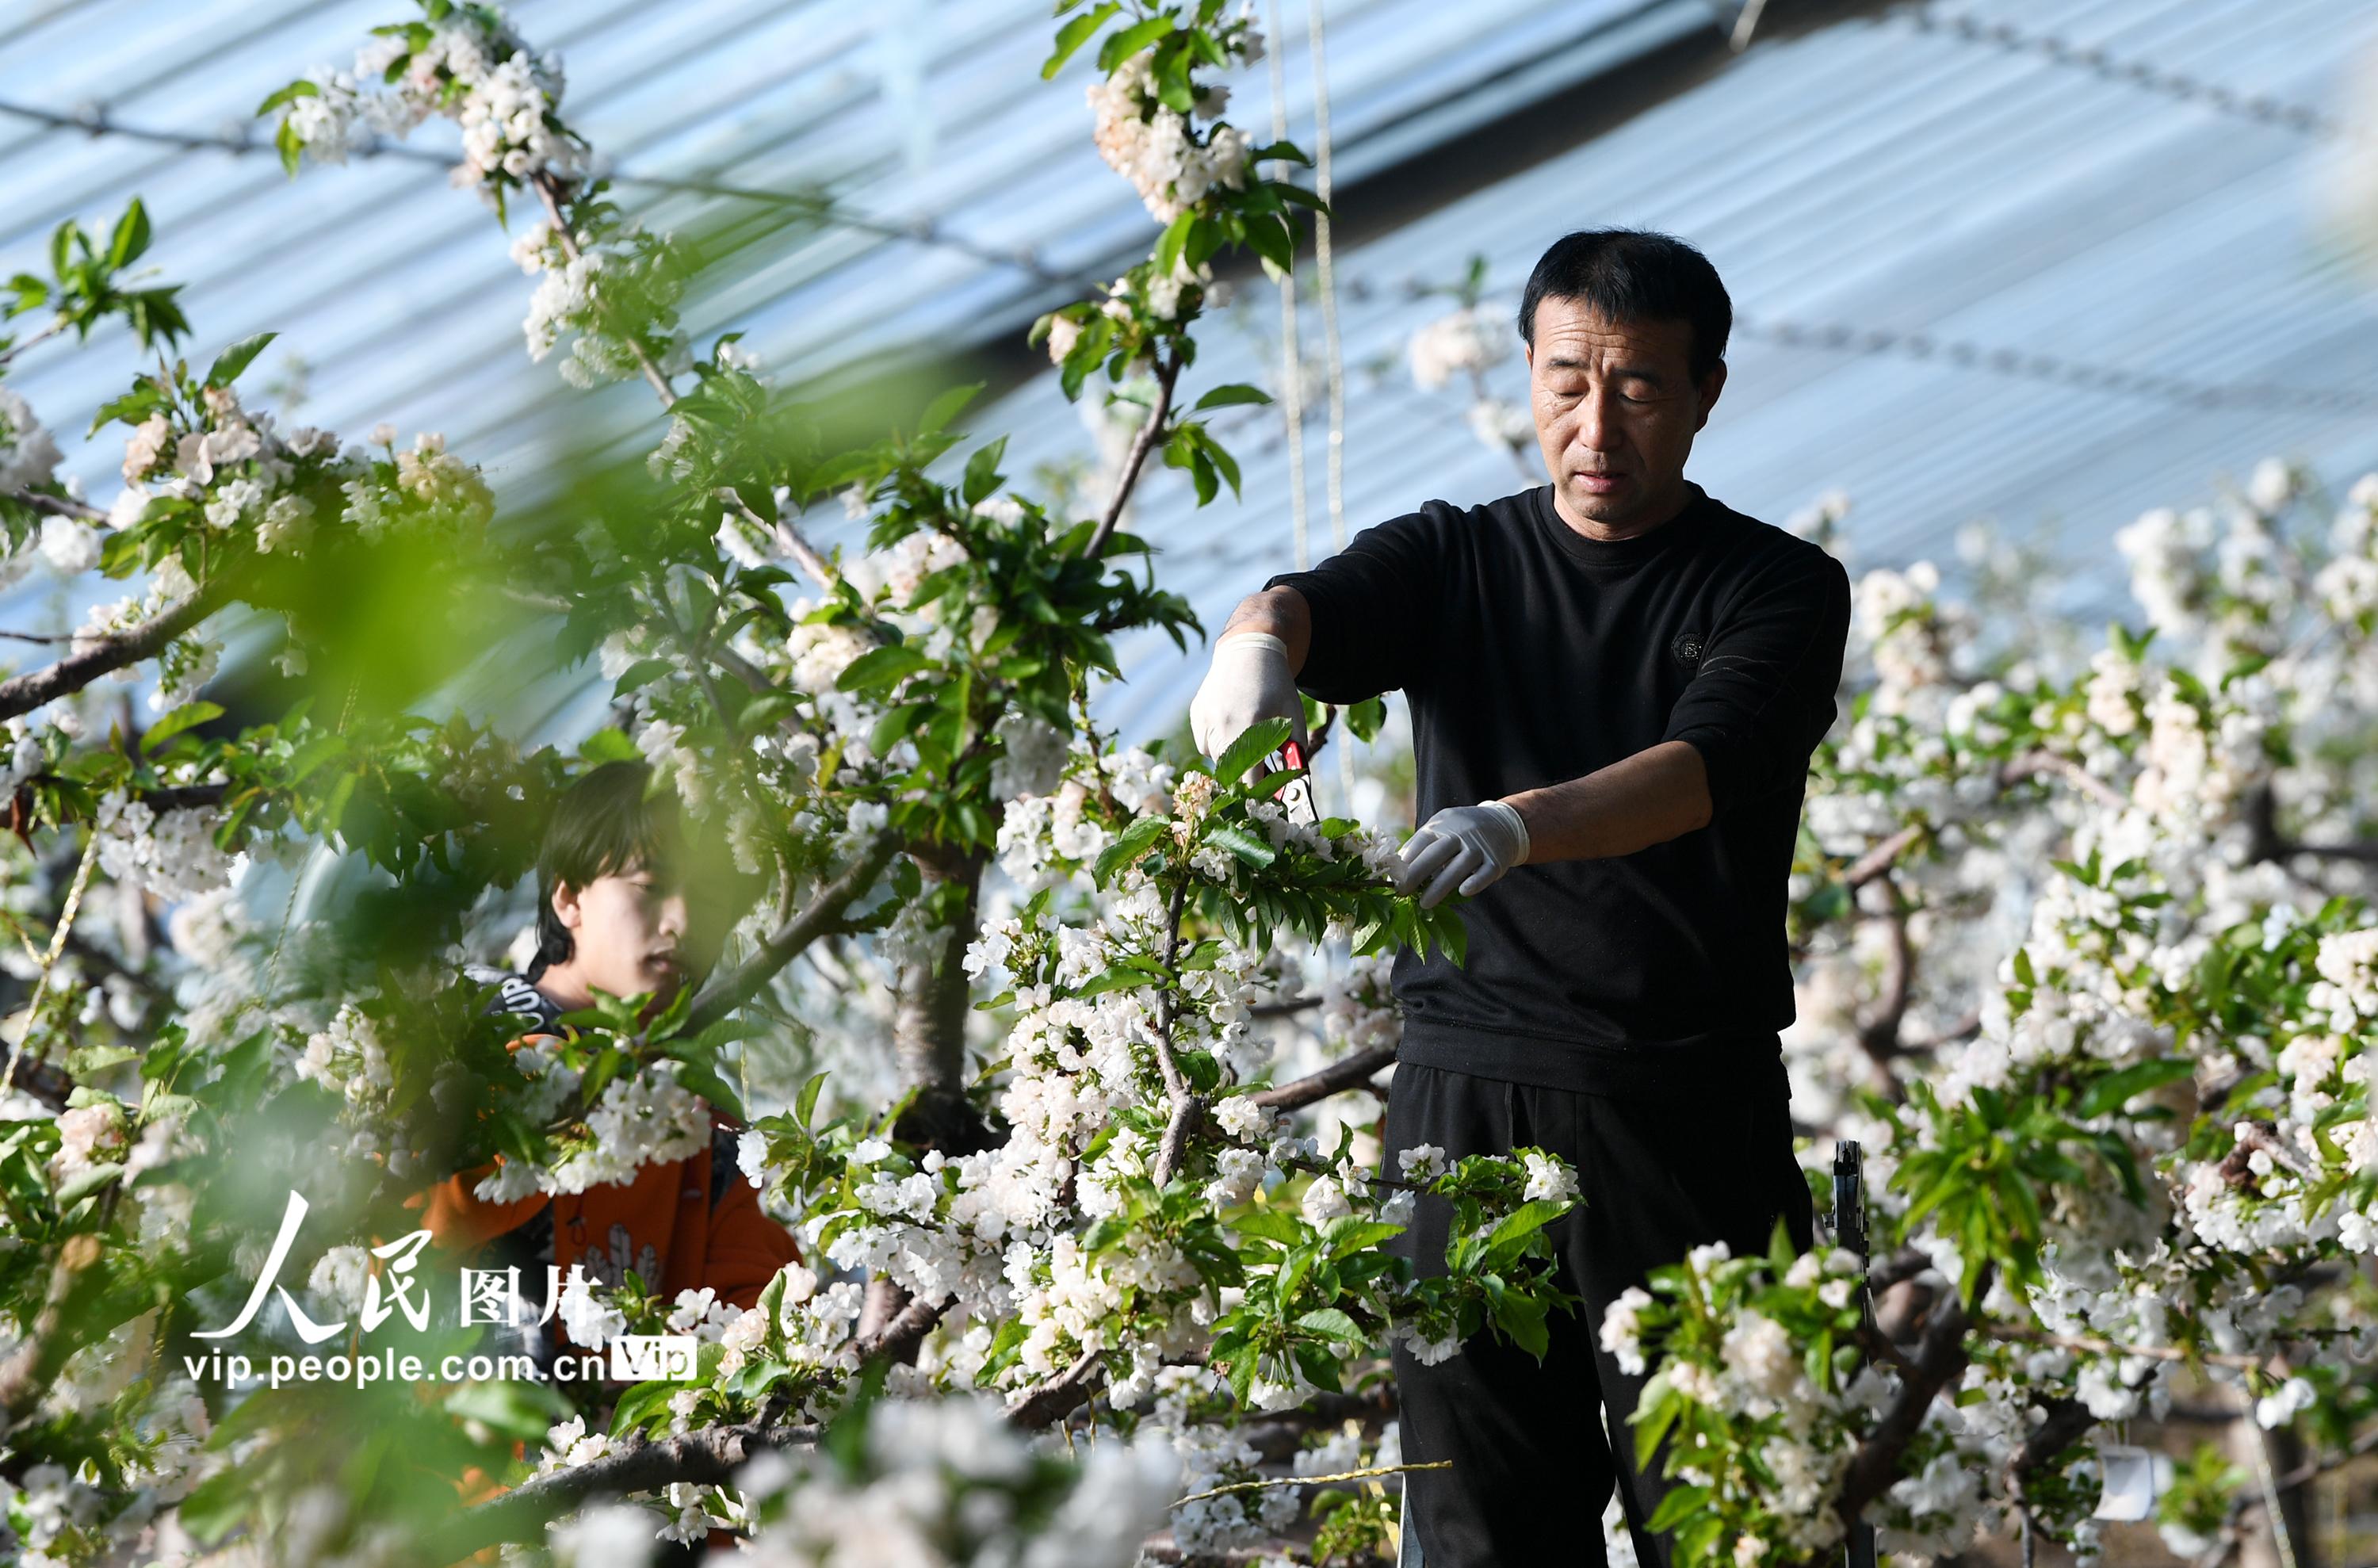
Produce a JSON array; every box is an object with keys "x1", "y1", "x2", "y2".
[
  {"x1": 1218, "y1": 587, "x2": 1312, "y2": 675},
  {"x1": 1501, "y1": 740, "x2": 1714, "y2": 863}
]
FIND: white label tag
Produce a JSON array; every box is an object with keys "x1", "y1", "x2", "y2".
[{"x1": 2092, "y1": 1444, "x2": 2162, "y2": 1521}]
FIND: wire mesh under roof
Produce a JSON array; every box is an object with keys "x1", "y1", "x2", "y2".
[
  {"x1": 0, "y1": 0, "x2": 1697, "y2": 492},
  {"x1": 6, "y1": 0, "x2": 2378, "y2": 747},
  {"x1": 877, "y1": 0, "x2": 2378, "y2": 739}
]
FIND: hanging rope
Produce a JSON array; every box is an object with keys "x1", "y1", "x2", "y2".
[
  {"x1": 1265, "y1": 0, "x2": 1313, "y2": 574},
  {"x1": 1306, "y1": 0, "x2": 1356, "y2": 820},
  {"x1": 1307, "y1": 0, "x2": 1348, "y2": 556}
]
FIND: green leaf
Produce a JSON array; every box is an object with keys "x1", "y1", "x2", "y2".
[
  {"x1": 1042, "y1": 1, "x2": 1121, "y2": 77},
  {"x1": 1091, "y1": 814, "x2": 1170, "y2": 884},
  {"x1": 205, "y1": 331, "x2": 277, "y2": 388},
  {"x1": 2074, "y1": 1057, "x2": 2194, "y2": 1119},
  {"x1": 1213, "y1": 715, "x2": 1293, "y2": 780},
  {"x1": 140, "y1": 700, "x2": 222, "y2": 748},
  {"x1": 917, "y1": 382, "x2": 981, "y2": 436},
  {"x1": 1296, "y1": 1307, "x2": 1363, "y2": 1344},
  {"x1": 1203, "y1": 821, "x2": 1277, "y2": 870},
  {"x1": 1096, "y1": 13, "x2": 1175, "y2": 72},
  {"x1": 796, "y1": 1070, "x2": 829, "y2": 1128},
  {"x1": 254, "y1": 78, "x2": 322, "y2": 117},
  {"x1": 611, "y1": 656, "x2": 673, "y2": 696},
  {"x1": 1193, "y1": 382, "x2": 1273, "y2": 411},
  {"x1": 1154, "y1": 210, "x2": 1197, "y2": 280},
  {"x1": 108, "y1": 199, "x2": 151, "y2": 270},
  {"x1": 962, "y1": 437, "x2": 1009, "y2": 507},
  {"x1": 836, "y1": 644, "x2": 933, "y2": 694},
  {"x1": 1480, "y1": 1199, "x2": 1572, "y2": 1261}
]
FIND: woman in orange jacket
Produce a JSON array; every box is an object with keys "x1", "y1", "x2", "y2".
[{"x1": 407, "y1": 762, "x2": 800, "y2": 1544}]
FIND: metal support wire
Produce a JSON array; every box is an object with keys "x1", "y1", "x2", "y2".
[
  {"x1": 1904, "y1": 5, "x2": 2347, "y2": 141},
  {"x1": 0, "y1": 96, "x2": 1080, "y2": 285},
  {"x1": 1736, "y1": 315, "x2": 2378, "y2": 415}
]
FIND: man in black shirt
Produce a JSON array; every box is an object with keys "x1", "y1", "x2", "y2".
[{"x1": 1189, "y1": 230, "x2": 1852, "y2": 1568}]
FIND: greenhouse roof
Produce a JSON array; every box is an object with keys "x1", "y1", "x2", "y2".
[{"x1": 6, "y1": 0, "x2": 2378, "y2": 743}]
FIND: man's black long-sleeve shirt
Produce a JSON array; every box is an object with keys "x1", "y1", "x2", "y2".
[{"x1": 1264, "y1": 480, "x2": 1852, "y2": 1097}]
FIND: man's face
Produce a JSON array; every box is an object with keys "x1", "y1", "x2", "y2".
[
  {"x1": 1524, "y1": 297, "x2": 1726, "y2": 532},
  {"x1": 552, "y1": 861, "x2": 693, "y2": 1007}
]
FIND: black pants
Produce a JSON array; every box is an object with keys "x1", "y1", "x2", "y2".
[{"x1": 1384, "y1": 1056, "x2": 1814, "y2": 1568}]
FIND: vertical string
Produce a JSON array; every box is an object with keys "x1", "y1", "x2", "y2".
[
  {"x1": 1, "y1": 831, "x2": 101, "y2": 1097},
  {"x1": 1265, "y1": 0, "x2": 1312, "y2": 576},
  {"x1": 1306, "y1": 0, "x2": 1355, "y2": 817}
]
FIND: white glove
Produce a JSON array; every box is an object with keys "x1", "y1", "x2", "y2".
[
  {"x1": 1393, "y1": 801, "x2": 1531, "y2": 909},
  {"x1": 1188, "y1": 632, "x2": 1309, "y2": 773}
]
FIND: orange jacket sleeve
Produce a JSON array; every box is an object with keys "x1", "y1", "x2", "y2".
[
  {"x1": 401, "y1": 1030, "x2": 553, "y2": 1254},
  {"x1": 702, "y1": 1154, "x2": 802, "y2": 1312},
  {"x1": 403, "y1": 1156, "x2": 552, "y2": 1255}
]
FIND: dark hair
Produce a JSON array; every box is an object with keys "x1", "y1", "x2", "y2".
[
  {"x1": 532, "y1": 761, "x2": 684, "y2": 977},
  {"x1": 1516, "y1": 229, "x2": 1731, "y2": 384}
]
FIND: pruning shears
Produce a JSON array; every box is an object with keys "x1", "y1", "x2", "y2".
[{"x1": 1262, "y1": 736, "x2": 1321, "y2": 825}]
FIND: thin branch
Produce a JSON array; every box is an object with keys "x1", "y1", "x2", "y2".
[
  {"x1": 1843, "y1": 823, "x2": 1927, "y2": 891},
  {"x1": 428, "y1": 1420, "x2": 819, "y2": 1564},
  {"x1": 1253, "y1": 1046, "x2": 1394, "y2": 1111},
  {"x1": 0, "y1": 587, "x2": 220, "y2": 723},
  {"x1": 1172, "y1": 1459, "x2": 1450, "y2": 1507},
  {"x1": 1248, "y1": 992, "x2": 1321, "y2": 1018},
  {"x1": 1982, "y1": 1322, "x2": 2286, "y2": 1375},
  {"x1": 1005, "y1": 1346, "x2": 1106, "y2": 1430},
  {"x1": 850, "y1": 1291, "x2": 947, "y2": 1363},
  {"x1": 1150, "y1": 878, "x2": 1198, "y2": 1186},
  {"x1": 2244, "y1": 780, "x2": 2378, "y2": 868},
  {"x1": 1996, "y1": 748, "x2": 2127, "y2": 811},
  {"x1": 1836, "y1": 1265, "x2": 1986, "y2": 1522},
  {"x1": 681, "y1": 838, "x2": 898, "y2": 1034},
  {"x1": 1084, "y1": 354, "x2": 1179, "y2": 560},
  {"x1": 1, "y1": 488, "x2": 105, "y2": 524},
  {"x1": 0, "y1": 1233, "x2": 106, "y2": 1432},
  {"x1": 531, "y1": 172, "x2": 678, "y2": 411},
  {"x1": 718, "y1": 488, "x2": 839, "y2": 597}
]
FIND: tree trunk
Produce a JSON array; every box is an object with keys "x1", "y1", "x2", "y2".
[{"x1": 890, "y1": 854, "x2": 994, "y2": 1155}]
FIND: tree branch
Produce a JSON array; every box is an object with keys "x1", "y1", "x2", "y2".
[
  {"x1": 0, "y1": 1234, "x2": 107, "y2": 1433},
  {"x1": 1004, "y1": 1347, "x2": 1105, "y2": 1430},
  {"x1": 428, "y1": 1420, "x2": 819, "y2": 1565},
  {"x1": 1254, "y1": 1046, "x2": 1394, "y2": 1111},
  {"x1": 1996, "y1": 748, "x2": 2127, "y2": 811},
  {"x1": 1084, "y1": 354, "x2": 1179, "y2": 561},
  {"x1": 2, "y1": 488, "x2": 106, "y2": 525},
  {"x1": 1150, "y1": 878, "x2": 1199, "y2": 1186},
  {"x1": 681, "y1": 839, "x2": 898, "y2": 1034},
  {"x1": 851, "y1": 1290, "x2": 947, "y2": 1364},
  {"x1": 718, "y1": 488, "x2": 839, "y2": 598},
  {"x1": 1836, "y1": 1264, "x2": 1986, "y2": 1523},
  {"x1": 531, "y1": 173, "x2": 678, "y2": 411},
  {"x1": 0, "y1": 587, "x2": 220, "y2": 723}
]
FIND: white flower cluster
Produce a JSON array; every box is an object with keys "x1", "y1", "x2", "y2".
[
  {"x1": 1406, "y1": 306, "x2": 1508, "y2": 392},
  {"x1": 1143, "y1": 1365, "x2": 1298, "y2": 1555},
  {"x1": 93, "y1": 790, "x2": 239, "y2": 901},
  {"x1": 513, "y1": 216, "x2": 690, "y2": 389},
  {"x1": 1087, "y1": 42, "x2": 1257, "y2": 224},
  {"x1": 472, "y1": 1057, "x2": 713, "y2": 1201},
  {"x1": 0, "y1": 384, "x2": 63, "y2": 492},
  {"x1": 726, "y1": 1394, "x2": 1179, "y2": 1568},
  {"x1": 284, "y1": 10, "x2": 584, "y2": 195}
]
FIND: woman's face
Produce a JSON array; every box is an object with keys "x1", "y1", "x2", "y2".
[{"x1": 551, "y1": 861, "x2": 692, "y2": 1006}]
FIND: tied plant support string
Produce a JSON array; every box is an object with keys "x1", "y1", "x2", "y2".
[
  {"x1": 1265, "y1": 0, "x2": 1313, "y2": 579},
  {"x1": 1306, "y1": 0, "x2": 1357, "y2": 821}
]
